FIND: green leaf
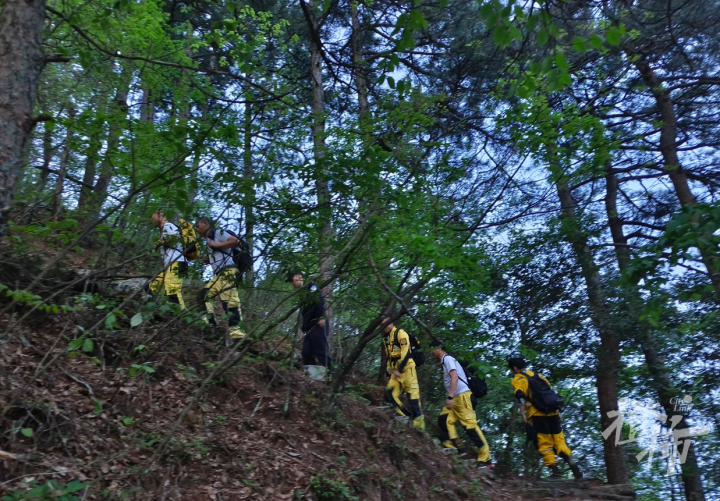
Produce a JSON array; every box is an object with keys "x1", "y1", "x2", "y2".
[
  {"x1": 537, "y1": 28, "x2": 549, "y2": 47},
  {"x1": 68, "y1": 338, "x2": 83, "y2": 351},
  {"x1": 130, "y1": 312, "x2": 143, "y2": 328},
  {"x1": 82, "y1": 338, "x2": 94, "y2": 353},
  {"x1": 493, "y1": 25, "x2": 511, "y2": 47},
  {"x1": 94, "y1": 400, "x2": 103, "y2": 416},
  {"x1": 589, "y1": 34, "x2": 604, "y2": 50},
  {"x1": 387, "y1": 76, "x2": 396, "y2": 89},
  {"x1": 65, "y1": 481, "x2": 87, "y2": 494},
  {"x1": 572, "y1": 37, "x2": 587, "y2": 53},
  {"x1": 555, "y1": 53, "x2": 569, "y2": 72},
  {"x1": 606, "y1": 26, "x2": 621, "y2": 46},
  {"x1": 21, "y1": 428, "x2": 33, "y2": 438}
]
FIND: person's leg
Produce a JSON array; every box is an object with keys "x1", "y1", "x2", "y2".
[
  {"x1": 301, "y1": 335, "x2": 315, "y2": 365},
  {"x1": 149, "y1": 271, "x2": 165, "y2": 296},
  {"x1": 309, "y1": 325, "x2": 333, "y2": 369},
  {"x1": 218, "y1": 269, "x2": 244, "y2": 339},
  {"x1": 554, "y1": 431, "x2": 582, "y2": 478},
  {"x1": 163, "y1": 262, "x2": 185, "y2": 309},
  {"x1": 438, "y1": 408, "x2": 455, "y2": 447},
  {"x1": 200, "y1": 276, "x2": 219, "y2": 325},
  {"x1": 455, "y1": 393, "x2": 492, "y2": 463},
  {"x1": 401, "y1": 367, "x2": 424, "y2": 430},
  {"x1": 385, "y1": 376, "x2": 411, "y2": 417},
  {"x1": 536, "y1": 433, "x2": 557, "y2": 467}
]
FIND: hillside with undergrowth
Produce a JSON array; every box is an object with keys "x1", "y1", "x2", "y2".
[{"x1": 0, "y1": 310, "x2": 497, "y2": 500}]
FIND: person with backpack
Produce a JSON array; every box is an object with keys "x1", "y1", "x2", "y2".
[
  {"x1": 381, "y1": 315, "x2": 425, "y2": 432},
  {"x1": 149, "y1": 210, "x2": 192, "y2": 309},
  {"x1": 194, "y1": 217, "x2": 245, "y2": 340},
  {"x1": 508, "y1": 356, "x2": 582, "y2": 479},
  {"x1": 430, "y1": 341, "x2": 493, "y2": 469},
  {"x1": 287, "y1": 271, "x2": 333, "y2": 371}
]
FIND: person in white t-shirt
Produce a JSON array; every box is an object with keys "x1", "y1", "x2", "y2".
[
  {"x1": 149, "y1": 210, "x2": 187, "y2": 309},
  {"x1": 194, "y1": 217, "x2": 245, "y2": 340},
  {"x1": 430, "y1": 340, "x2": 493, "y2": 469}
]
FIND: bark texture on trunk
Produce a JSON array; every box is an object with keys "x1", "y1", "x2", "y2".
[
  {"x1": 626, "y1": 45, "x2": 720, "y2": 297},
  {"x1": 0, "y1": 0, "x2": 47, "y2": 238},
  {"x1": 84, "y1": 65, "x2": 131, "y2": 229},
  {"x1": 243, "y1": 82, "x2": 255, "y2": 286},
  {"x1": 554, "y1": 170, "x2": 629, "y2": 484},
  {"x1": 303, "y1": 0, "x2": 335, "y2": 342},
  {"x1": 351, "y1": 2, "x2": 369, "y2": 121},
  {"x1": 36, "y1": 123, "x2": 54, "y2": 193},
  {"x1": 605, "y1": 167, "x2": 706, "y2": 501},
  {"x1": 53, "y1": 108, "x2": 75, "y2": 219}
]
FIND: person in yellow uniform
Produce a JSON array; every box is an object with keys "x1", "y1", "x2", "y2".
[
  {"x1": 381, "y1": 315, "x2": 425, "y2": 431},
  {"x1": 149, "y1": 210, "x2": 187, "y2": 309},
  {"x1": 430, "y1": 341, "x2": 493, "y2": 469},
  {"x1": 194, "y1": 217, "x2": 245, "y2": 340},
  {"x1": 508, "y1": 357, "x2": 582, "y2": 479}
]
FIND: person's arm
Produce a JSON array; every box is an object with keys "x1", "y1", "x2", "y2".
[
  {"x1": 207, "y1": 235, "x2": 239, "y2": 250},
  {"x1": 446, "y1": 369, "x2": 458, "y2": 409},
  {"x1": 395, "y1": 330, "x2": 412, "y2": 376},
  {"x1": 512, "y1": 375, "x2": 529, "y2": 424}
]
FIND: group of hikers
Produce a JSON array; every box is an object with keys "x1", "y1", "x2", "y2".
[{"x1": 148, "y1": 210, "x2": 582, "y2": 479}]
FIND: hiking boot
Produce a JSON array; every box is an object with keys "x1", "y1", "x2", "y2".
[
  {"x1": 412, "y1": 416, "x2": 426, "y2": 432},
  {"x1": 395, "y1": 416, "x2": 411, "y2": 425},
  {"x1": 476, "y1": 460, "x2": 494, "y2": 470},
  {"x1": 561, "y1": 453, "x2": 583, "y2": 479},
  {"x1": 441, "y1": 440, "x2": 457, "y2": 454}
]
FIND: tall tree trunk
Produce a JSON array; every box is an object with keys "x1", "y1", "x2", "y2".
[
  {"x1": 626, "y1": 45, "x2": 720, "y2": 297},
  {"x1": 243, "y1": 80, "x2": 255, "y2": 286},
  {"x1": 78, "y1": 128, "x2": 101, "y2": 209},
  {"x1": 351, "y1": 2, "x2": 370, "y2": 121},
  {"x1": 52, "y1": 108, "x2": 75, "y2": 220},
  {"x1": 552, "y1": 154, "x2": 629, "y2": 484},
  {"x1": 303, "y1": 0, "x2": 335, "y2": 342},
  {"x1": 84, "y1": 65, "x2": 131, "y2": 231},
  {"x1": 0, "y1": 0, "x2": 47, "y2": 239},
  {"x1": 140, "y1": 87, "x2": 154, "y2": 124},
  {"x1": 605, "y1": 165, "x2": 706, "y2": 501},
  {"x1": 36, "y1": 122, "x2": 54, "y2": 193}
]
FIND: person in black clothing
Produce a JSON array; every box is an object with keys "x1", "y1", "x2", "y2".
[{"x1": 287, "y1": 272, "x2": 333, "y2": 369}]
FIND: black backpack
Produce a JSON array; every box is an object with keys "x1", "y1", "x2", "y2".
[
  {"x1": 408, "y1": 333, "x2": 425, "y2": 367},
  {"x1": 457, "y1": 360, "x2": 488, "y2": 400},
  {"x1": 209, "y1": 228, "x2": 253, "y2": 274},
  {"x1": 519, "y1": 372, "x2": 563, "y2": 413},
  {"x1": 393, "y1": 331, "x2": 425, "y2": 367}
]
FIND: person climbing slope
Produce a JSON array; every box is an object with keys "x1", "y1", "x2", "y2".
[
  {"x1": 149, "y1": 210, "x2": 189, "y2": 309},
  {"x1": 508, "y1": 356, "x2": 582, "y2": 479},
  {"x1": 288, "y1": 271, "x2": 333, "y2": 371},
  {"x1": 430, "y1": 341, "x2": 493, "y2": 469},
  {"x1": 194, "y1": 217, "x2": 245, "y2": 340},
  {"x1": 381, "y1": 315, "x2": 425, "y2": 431}
]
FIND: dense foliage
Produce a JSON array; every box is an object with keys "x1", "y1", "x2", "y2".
[{"x1": 1, "y1": 0, "x2": 719, "y2": 499}]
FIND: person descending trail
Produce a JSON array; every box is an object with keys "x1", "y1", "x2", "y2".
[
  {"x1": 381, "y1": 315, "x2": 425, "y2": 432},
  {"x1": 194, "y1": 217, "x2": 245, "y2": 340},
  {"x1": 288, "y1": 272, "x2": 333, "y2": 372},
  {"x1": 430, "y1": 341, "x2": 493, "y2": 469},
  {"x1": 508, "y1": 356, "x2": 582, "y2": 479},
  {"x1": 149, "y1": 210, "x2": 189, "y2": 309}
]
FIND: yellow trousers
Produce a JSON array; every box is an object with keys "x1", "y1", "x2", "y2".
[
  {"x1": 386, "y1": 366, "x2": 422, "y2": 419},
  {"x1": 149, "y1": 261, "x2": 185, "y2": 309},
  {"x1": 202, "y1": 268, "x2": 244, "y2": 339},
  {"x1": 440, "y1": 391, "x2": 491, "y2": 462},
  {"x1": 537, "y1": 431, "x2": 572, "y2": 466}
]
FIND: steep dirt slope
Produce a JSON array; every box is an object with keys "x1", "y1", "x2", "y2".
[{"x1": 0, "y1": 311, "x2": 637, "y2": 501}]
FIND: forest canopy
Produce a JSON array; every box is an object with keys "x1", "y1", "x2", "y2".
[{"x1": 0, "y1": 0, "x2": 719, "y2": 499}]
